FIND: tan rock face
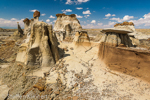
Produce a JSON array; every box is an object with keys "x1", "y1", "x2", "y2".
[
  {"x1": 33, "y1": 10, "x2": 40, "y2": 18},
  {"x1": 11, "y1": 22, "x2": 23, "y2": 40},
  {"x1": 16, "y1": 21, "x2": 60, "y2": 67},
  {"x1": 73, "y1": 31, "x2": 91, "y2": 46},
  {"x1": 99, "y1": 29, "x2": 133, "y2": 47},
  {"x1": 114, "y1": 22, "x2": 135, "y2": 32},
  {"x1": 54, "y1": 14, "x2": 82, "y2": 32}
]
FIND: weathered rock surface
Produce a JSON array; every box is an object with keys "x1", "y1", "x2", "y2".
[
  {"x1": 54, "y1": 14, "x2": 82, "y2": 32},
  {"x1": 11, "y1": 22, "x2": 23, "y2": 40},
  {"x1": 16, "y1": 22, "x2": 60, "y2": 67},
  {"x1": 100, "y1": 29, "x2": 133, "y2": 47},
  {"x1": 73, "y1": 31, "x2": 91, "y2": 46}
]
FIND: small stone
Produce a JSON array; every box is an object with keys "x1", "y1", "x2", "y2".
[
  {"x1": 74, "y1": 83, "x2": 78, "y2": 88},
  {"x1": 54, "y1": 90, "x2": 60, "y2": 95},
  {"x1": 70, "y1": 47, "x2": 74, "y2": 50},
  {"x1": 44, "y1": 72, "x2": 50, "y2": 77},
  {"x1": 73, "y1": 96, "x2": 78, "y2": 100},
  {"x1": 63, "y1": 48, "x2": 68, "y2": 51},
  {"x1": 52, "y1": 67, "x2": 56, "y2": 71},
  {"x1": 66, "y1": 97, "x2": 72, "y2": 100},
  {"x1": 49, "y1": 88, "x2": 53, "y2": 91}
]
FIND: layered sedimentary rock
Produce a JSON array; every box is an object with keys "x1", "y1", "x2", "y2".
[
  {"x1": 73, "y1": 31, "x2": 91, "y2": 46},
  {"x1": 100, "y1": 28, "x2": 133, "y2": 47},
  {"x1": 54, "y1": 14, "x2": 82, "y2": 32},
  {"x1": 16, "y1": 11, "x2": 60, "y2": 67},
  {"x1": 11, "y1": 22, "x2": 23, "y2": 39},
  {"x1": 54, "y1": 14, "x2": 82, "y2": 41},
  {"x1": 23, "y1": 18, "x2": 30, "y2": 35},
  {"x1": 98, "y1": 42, "x2": 150, "y2": 82}
]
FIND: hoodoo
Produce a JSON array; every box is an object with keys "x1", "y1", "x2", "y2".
[
  {"x1": 16, "y1": 11, "x2": 60, "y2": 67},
  {"x1": 100, "y1": 28, "x2": 133, "y2": 47},
  {"x1": 54, "y1": 13, "x2": 82, "y2": 41},
  {"x1": 11, "y1": 22, "x2": 23, "y2": 40}
]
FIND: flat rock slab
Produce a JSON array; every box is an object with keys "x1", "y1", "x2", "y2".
[
  {"x1": 102, "y1": 28, "x2": 132, "y2": 34},
  {"x1": 0, "y1": 85, "x2": 9, "y2": 100},
  {"x1": 0, "y1": 64, "x2": 10, "y2": 69}
]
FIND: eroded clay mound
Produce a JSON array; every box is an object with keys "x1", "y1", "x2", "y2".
[{"x1": 54, "y1": 13, "x2": 82, "y2": 32}]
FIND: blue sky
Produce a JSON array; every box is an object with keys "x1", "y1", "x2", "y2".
[{"x1": 0, "y1": 0, "x2": 150, "y2": 29}]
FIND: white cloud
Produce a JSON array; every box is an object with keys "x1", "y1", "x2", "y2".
[
  {"x1": 76, "y1": 7, "x2": 83, "y2": 10},
  {"x1": 62, "y1": 9, "x2": 72, "y2": 13},
  {"x1": 84, "y1": 15, "x2": 90, "y2": 18},
  {"x1": 66, "y1": 9, "x2": 72, "y2": 12},
  {"x1": 103, "y1": 21, "x2": 116, "y2": 28},
  {"x1": 49, "y1": 15, "x2": 55, "y2": 18},
  {"x1": 0, "y1": 18, "x2": 24, "y2": 28},
  {"x1": 76, "y1": 14, "x2": 83, "y2": 18},
  {"x1": 98, "y1": 23, "x2": 103, "y2": 26},
  {"x1": 82, "y1": 21, "x2": 115, "y2": 29},
  {"x1": 105, "y1": 13, "x2": 111, "y2": 17},
  {"x1": 110, "y1": 17, "x2": 122, "y2": 22},
  {"x1": 112, "y1": 14, "x2": 116, "y2": 16},
  {"x1": 11, "y1": 18, "x2": 17, "y2": 21},
  {"x1": 110, "y1": 15, "x2": 134, "y2": 22},
  {"x1": 123, "y1": 15, "x2": 134, "y2": 21},
  {"x1": 41, "y1": 13, "x2": 46, "y2": 16},
  {"x1": 29, "y1": 9, "x2": 38, "y2": 12},
  {"x1": 46, "y1": 19, "x2": 50, "y2": 23},
  {"x1": 83, "y1": 10, "x2": 91, "y2": 14},
  {"x1": 66, "y1": 0, "x2": 89, "y2": 5},
  {"x1": 53, "y1": 20, "x2": 56, "y2": 23},
  {"x1": 129, "y1": 13, "x2": 150, "y2": 26},
  {"x1": 91, "y1": 20, "x2": 96, "y2": 24},
  {"x1": 104, "y1": 13, "x2": 116, "y2": 19}
]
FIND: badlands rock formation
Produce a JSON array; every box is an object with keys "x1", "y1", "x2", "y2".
[
  {"x1": 98, "y1": 27, "x2": 150, "y2": 83},
  {"x1": 73, "y1": 31, "x2": 91, "y2": 46},
  {"x1": 54, "y1": 14, "x2": 82, "y2": 32},
  {"x1": 100, "y1": 28, "x2": 133, "y2": 47},
  {"x1": 114, "y1": 21, "x2": 150, "y2": 40},
  {"x1": 54, "y1": 14, "x2": 82, "y2": 41},
  {"x1": 16, "y1": 11, "x2": 60, "y2": 67},
  {"x1": 11, "y1": 22, "x2": 23, "y2": 40}
]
